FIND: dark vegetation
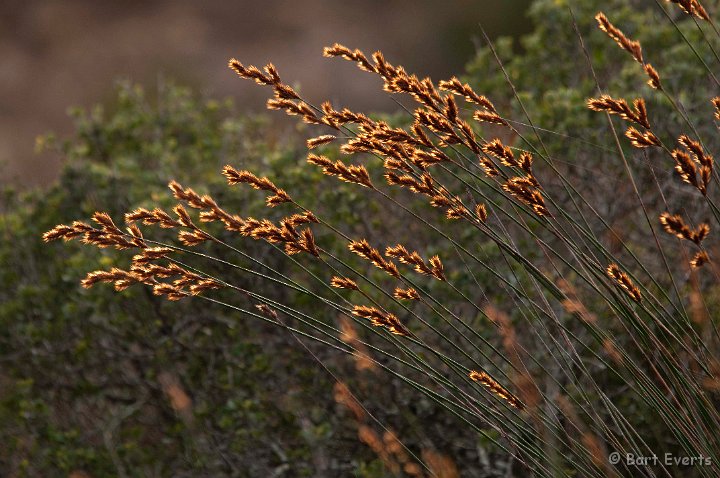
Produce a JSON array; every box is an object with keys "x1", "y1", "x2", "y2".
[{"x1": 3, "y1": 0, "x2": 720, "y2": 476}]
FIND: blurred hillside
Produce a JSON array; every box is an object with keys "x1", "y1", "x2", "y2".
[
  {"x1": 6, "y1": 0, "x2": 720, "y2": 474},
  {"x1": 1, "y1": 0, "x2": 531, "y2": 187}
]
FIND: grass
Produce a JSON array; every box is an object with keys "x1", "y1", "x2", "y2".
[{"x1": 42, "y1": 2, "x2": 720, "y2": 476}]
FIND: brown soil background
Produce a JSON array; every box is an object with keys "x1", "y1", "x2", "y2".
[{"x1": 1, "y1": 0, "x2": 530, "y2": 187}]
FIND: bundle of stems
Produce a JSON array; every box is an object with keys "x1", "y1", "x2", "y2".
[{"x1": 44, "y1": 2, "x2": 720, "y2": 476}]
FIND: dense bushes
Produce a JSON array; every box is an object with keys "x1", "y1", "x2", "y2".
[{"x1": 4, "y1": 0, "x2": 720, "y2": 476}]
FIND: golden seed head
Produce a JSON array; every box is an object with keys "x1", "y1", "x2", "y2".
[
  {"x1": 349, "y1": 239, "x2": 400, "y2": 278},
  {"x1": 644, "y1": 63, "x2": 662, "y2": 90},
  {"x1": 690, "y1": 251, "x2": 710, "y2": 269},
  {"x1": 595, "y1": 12, "x2": 643, "y2": 63},
  {"x1": 307, "y1": 154, "x2": 373, "y2": 188},
  {"x1": 475, "y1": 203, "x2": 488, "y2": 222},
  {"x1": 482, "y1": 139, "x2": 517, "y2": 168},
  {"x1": 394, "y1": 287, "x2": 420, "y2": 300},
  {"x1": 306, "y1": 134, "x2": 337, "y2": 149},
  {"x1": 587, "y1": 95, "x2": 650, "y2": 129},
  {"x1": 469, "y1": 370, "x2": 523, "y2": 410},
  {"x1": 666, "y1": 0, "x2": 710, "y2": 21},
  {"x1": 712, "y1": 97, "x2": 720, "y2": 120},
  {"x1": 330, "y1": 276, "x2": 359, "y2": 290},
  {"x1": 352, "y1": 305, "x2": 410, "y2": 336},
  {"x1": 473, "y1": 110, "x2": 507, "y2": 126},
  {"x1": 606, "y1": 263, "x2": 642, "y2": 302},
  {"x1": 625, "y1": 127, "x2": 660, "y2": 148},
  {"x1": 503, "y1": 177, "x2": 550, "y2": 217}
]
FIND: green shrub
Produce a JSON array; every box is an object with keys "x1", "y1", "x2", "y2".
[{"x1": 6, "y1": 0, "x2": 720, "y2": 476}]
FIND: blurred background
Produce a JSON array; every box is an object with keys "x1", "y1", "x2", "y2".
[
  {"x1": 1, "y1": 0, "x2": 531, "y2": 187},
  {"x1": 6, "y1": 0, "x2": 719, "y2": 475}
]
